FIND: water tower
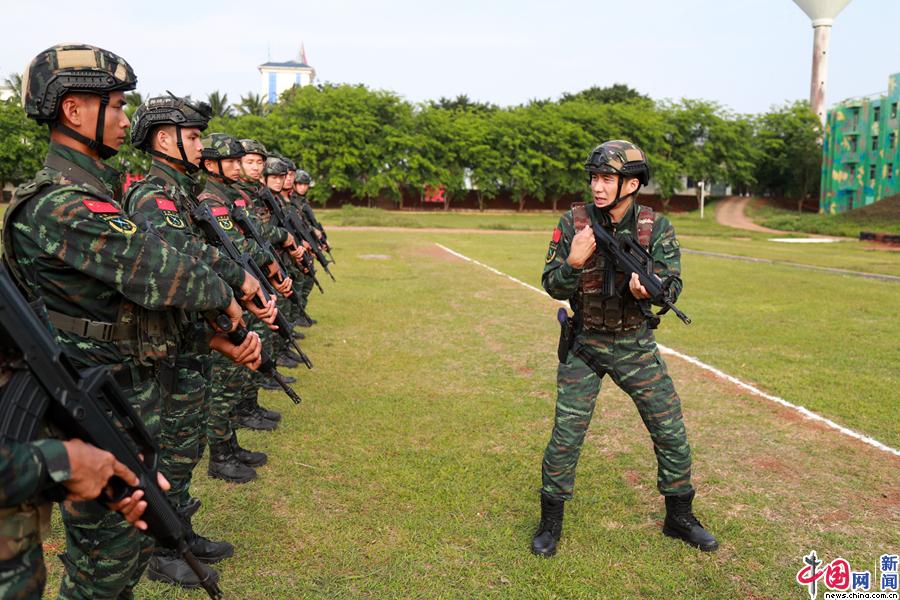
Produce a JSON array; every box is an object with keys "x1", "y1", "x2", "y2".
[{"x1": 792, "y1": 0, "x2": 853, "y2": 125}]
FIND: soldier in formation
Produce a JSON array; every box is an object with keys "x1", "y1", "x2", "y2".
[{"x1": 0, "y1": 43, "x2": 335, "y2": 597}]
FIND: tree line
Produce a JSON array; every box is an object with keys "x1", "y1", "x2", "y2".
[{"x1": 1, "y1": 78, "x2": 821, "y2": 210}]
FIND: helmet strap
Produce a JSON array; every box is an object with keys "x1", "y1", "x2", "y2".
[
  {"x1": 52, "y1": 92, "x2": 118, "y2": 159},
  {"x1": 598, "y1": 174, "x2": 641, "y2": 212}
]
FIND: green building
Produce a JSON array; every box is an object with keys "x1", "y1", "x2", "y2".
[{"x1": 820, "y1": 72, "x2": 900, "y2": 214}]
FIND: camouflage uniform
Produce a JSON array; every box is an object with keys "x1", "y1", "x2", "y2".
[
  {"x1": 123, "y1": 154, "x2": 246, "y2": 514},
  {"x1": 286, "y1": 189, "x2": 317, "y2": 317},
  {"x1": 4, "y1": 44, "x2": 237, "y2": 598},
  {"x1": 533, "y1": 139, "x2": 717, "y2": 556},
  {"x1": 198, "y1": 175, "x2": 278, "y2": 452},
  {"x1": 0, "y1": 440, "x2": 70, "y2": 600},
  {"x1": 540, "y1": 200, "x2": 691, "y2": 499}
]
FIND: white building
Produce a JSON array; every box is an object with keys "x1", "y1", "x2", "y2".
[{"x1": 259, "y1": 45, "x2": 316, "y2": 104}]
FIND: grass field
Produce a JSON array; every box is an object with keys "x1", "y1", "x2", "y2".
[
  {"x1": 746, "y1": 195, "x2": 900, "y2": 237},
  {"x1": 37, "y1": 222, "x2": 900, "y2": 599}
]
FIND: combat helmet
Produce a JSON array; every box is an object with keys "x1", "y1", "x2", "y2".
[
  {"x1": 22, "y1": 43, "x2": 137, "y2": 158},
  {"x1": 239, "y1": 139, "x2": 268, "y2": 159},
  {"x1": 201, "y1": 133, "x2": 245, "y2": 183},
  {"x1": 584, "y1": 140, "x2": 650, "y2": 209},
  {"x1": 294, "y1": 170, "x2": 312, "y2": 185},
  {"x1": 281, "y1": 157, "x2": 296, "y2": 172},
  {"x1": 131, "y1": 93, "x2": 211, "y2": 173},
  {"x1": 263, "y1": 157, "x2": 289, "y2": 177}
]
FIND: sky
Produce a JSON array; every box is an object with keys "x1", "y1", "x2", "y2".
[{"x1": 1, "y1": 0, "x2": 897, "y2": 115}]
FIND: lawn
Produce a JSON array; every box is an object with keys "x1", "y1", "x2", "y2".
[{"x1": 38, "y1": 226, "x2": 899, "y2": 599}]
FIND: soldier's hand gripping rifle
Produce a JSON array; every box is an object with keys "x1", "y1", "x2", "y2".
[
  {"x1": 258, "y1": 188, "x2": 335, "y2": 282},
  {"x1": 231, "y1": 207, "x2": 323, "y2": 304},
  {"x1": 191, "y1": 203, "x2": 312, "y2": 381},
  {"x1": 588, "y1": 218, "x2": 691, "y2": 326},
  {"x1": 0, "y1": 265, "x2": 224, "y2": 600}
]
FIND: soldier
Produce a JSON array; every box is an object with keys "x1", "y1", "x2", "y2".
[
  {"x1": 1, "y1": 291, "x2": 164, "y2": 600},
  {"x1": 198, "y1": 133, "x2": 291, "y2": 479},
  {"x1": 3, "y1": 44, "x2": 259, "y2": 598},
  {"x1": 289, "y1": 168, "x2": 325, "y2": 326},
  {"x1": 123, "y1": 95, "x2": 276, "y2": 588},
  {"x1": 532, "y1": 140, "x2": 718, "y2": 557}
]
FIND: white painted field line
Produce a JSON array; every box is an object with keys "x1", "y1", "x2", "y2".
[{"x1": 434, "y1": 242, "x2": 900, "y2": 458}]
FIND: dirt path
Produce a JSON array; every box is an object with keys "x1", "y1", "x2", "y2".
[{"x1": 714, "y1": 197, "x2": 784, "y2": 233}]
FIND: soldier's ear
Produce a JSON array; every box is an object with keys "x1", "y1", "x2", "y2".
[
  {"x1": 624, "y1": 177, "x2": 640, "y2": 195},
  {"x1": 58, "y1": 94, "x2": 90, "y2": 129}
]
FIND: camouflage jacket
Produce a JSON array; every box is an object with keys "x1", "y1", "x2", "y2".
[
  {"x1": 2, "y1": 143, "x2": 234, "y2": 367},
  {"x1": 289, "y1": 192, "x2": 322, "y2": 232},
  {"x1": 122, "y1": 161, "x2": 245, "y2": 291},
  {"x1": 234, "y1": 180, "x2": 288, "y2": 246},
  {"x1": 198, "y1": 177, "x2": 275, "y2": 269},
  {"x1": 542, "y1": 200, "x2": 682, "y2": 307},
  {"x1": 0, "y1": 439, "x2": 70, "y2": 508}
]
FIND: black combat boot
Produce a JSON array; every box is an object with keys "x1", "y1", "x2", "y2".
[
  {"x1": 147, "y1": 551, "x2": 220, "y2": 590},
  {"x1": 180, "y1": 497, "x2": 201, "y2": 519},
  {"x1": 662, "y1": 490, "x2": 719, "y2": 552},
  {"x1": 531, "y1": 493, "x2": 564, "y2": 557},
  {"x1": 207, "y1": 441, "x2": 256, "y2": 484},
  {"x1": 230, "y1": 431, "x2": 267, "y2": 467},
  {"x1": 277, "y1": 351, "x2": 299, "y2": 368},
  {"x1": 180, "y1": 512, "x2": 234, "y2": 564},
  {"x1": 253, "y1": 398, "x2": 282, "y2": 423},
  {"x1": 235, "y1": 399, "x2": 277, "y2": 431},
  {"x1": 295, "y1": 314, "x2": 314, "y2": 328},
  {"x1": 260, "y1": 374, "x2": 296, "y2": 390}
]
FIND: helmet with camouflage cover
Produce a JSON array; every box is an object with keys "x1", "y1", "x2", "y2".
[
  {"x1": 585, "y1": 140, "x2": 650, "y2": 210},
  {"x1": 239, "y1": 139, "x2": 268, "y2": 159},
  {"x1": 22, "y1": 44, "x2": 137, "y2": 158},
  {"x1": 263, "y1": 157, "x2": 289, "y2": 177},
  {"x1": 201, "y1": 133, "x2": 245, "y2": 161},
  {"x1": 294, "y1": 169, "x2": 312, "y2": 185},
  {"x1": 584, "y1": 140, "x2": 650, "y2": 186},
  {"x1": 281, "y1": 157, "x2": 296, "y2": 172},
  {"x1": 131, "y1": 93, "x2": 211, "y2": 173},
  {"x1": 201, "y1": 133, "x2": 245, "y2": 183}
]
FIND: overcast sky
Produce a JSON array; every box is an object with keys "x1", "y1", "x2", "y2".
[{"x1": 2, "y1": 0, "x2": 897, "y2": 114}]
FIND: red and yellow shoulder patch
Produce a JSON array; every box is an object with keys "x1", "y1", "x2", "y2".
[{"x1": 552, "y1": 227, "x2": 562, "y2": 243}]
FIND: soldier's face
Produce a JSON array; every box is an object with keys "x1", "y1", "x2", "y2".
[
  {"x1": 222, "y1": 158, "x2": 242, "y2": 180},
  {"x1": 241, "y1": 154, "x2": 265, "y2": 181},
  {"x1": 284, "y1": 171, "x2": 295, "y2": 188},
  {"x1": 266, "y1": 174, "x2": 285, "y2": 192},
  {"x1": 590, "y1": 173, "x2": 638, "y2": 208},
  {"x1": 180, "y1": 127, "x2": 204, "y2": 166},
  {"x1": 294, "y1": 182, "x2": 310, "y2": 195}
]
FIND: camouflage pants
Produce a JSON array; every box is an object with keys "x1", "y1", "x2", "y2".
[
  {"x1": 299, "y1": 271, "x2": 314, "y2": 313},
  {"x1": 158, "y1": 352, "x2": 213, "y2": 512},
  {"x1": 541, "y1": 327, "x2": 693, "y2": 500},
  {"x1": 207, "y1": 352, "x2": 247, "y2": 446},
  {"x1": 0, "y1": 540, "x2": 44, "y2": 600},
  {"x1": 58, "y1": 363, "x2": 159, "y2": 600},
  {"x1": 246, "y1": 317, "x2": 275, "y2": 401}
]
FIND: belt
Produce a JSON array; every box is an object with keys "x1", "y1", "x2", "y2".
[{"x1": 47, "y1": 310, "x2": 137, "y2": 342}]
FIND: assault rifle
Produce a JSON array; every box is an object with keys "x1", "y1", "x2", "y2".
[
  {"x1": 257, "y1": 188, "x2": 335, "y2": 281},
  {"x1": 588, "y1": 215, "x2": 691, "y2": 326},
  {"x1": 191, "y1": 203, "x2": 311, "y2": 387},
  {"x1": 0, "y1": 265, "x2": 223, "y2": 600},
  {"x1": 231, "y1": 206, "x2": 323, "y2": 296},
  {"x1": 230, "y1": 208, "x2": 322, "y2": 320}
]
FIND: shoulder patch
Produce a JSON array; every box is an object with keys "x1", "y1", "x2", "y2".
[
  {"x1": 234, "y1": 199, "x2": 247, "y2": 207},
  {"x1": 82, "y1": 199, "x2": 120, "y2": 214},
  {"x1": 100, "y1": 214, "x2": 138, "y2": 236},
  {"x1": 155, "y1": 198, "x2": 178, "y2": 212},
  {"x1": 552, "y1": 228, "x2": 562, "y2": 243},
  {"x1": 210, "y1": 206, "x2": 230, "y2": 217}
]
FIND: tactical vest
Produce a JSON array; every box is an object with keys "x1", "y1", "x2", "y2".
[
  {"x1": 2, "y1": 170, "x2": 174, "y2": 365},
  {"x1": 572, "y1": 202, "x2": 655, "y2": 332}
]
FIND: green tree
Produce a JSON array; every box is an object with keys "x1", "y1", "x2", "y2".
[
  {"x1": 3, "y1": 73, "x2": 23, "y2": 106},
  {"x1": 0, "y1": 100, "x2": 47, "y2": 194},
  {"x1": 237, "y1": 92, "x2": 268, "y2": 117},
  {"x1": 753, "y1": 101, "x2": 822, "y2": 209},
  {"x1": 207, "y1": 91, "x2": 233, "y2": 118},
  {"x1": 560, "y1": 84, "x2": 651, "y2": 106}
]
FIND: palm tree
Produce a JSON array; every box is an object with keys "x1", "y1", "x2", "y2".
[
  {"x1": 236, "y1": 92, "x2": 268, "y2": 117},
  {"x1": 207, "y1": 91, "x2": 233, "y2": 118},
  {"x1": 3, "y1": 73, "x2": 22, "y2": 105}
]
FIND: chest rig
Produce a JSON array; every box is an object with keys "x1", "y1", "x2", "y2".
[{"x1": 572, "y1": 202, "x2": 655, "y2": 332}]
